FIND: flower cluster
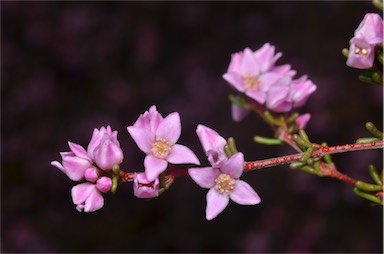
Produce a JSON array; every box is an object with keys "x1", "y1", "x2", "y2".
[
  {"x1": 223, "y1": 43, "x2": 317, "y2": 116},
  {"x1": 347, "y1": 13, "x2": 383, "y2": 69},
  {"x1": 51, "y1": 6, "x2": 383, "y2": 220},
  {"x1": 51, "y1": 126, "x2": 124, "y2": 212}
]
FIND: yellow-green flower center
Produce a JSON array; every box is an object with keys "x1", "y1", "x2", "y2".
[
  {"x1": 151, "y1": 138, "x2": 172, "y2": 159},
  {"x1": 243, "y1": 75, "x2": 260, "y2": 91},
  {"x1": 215, "y1": 173, "x2": 235, "y2": 194}
]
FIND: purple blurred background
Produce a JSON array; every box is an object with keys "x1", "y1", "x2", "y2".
[{"x1": 1, "y1": 1, "x2": 383, "y2": 253}]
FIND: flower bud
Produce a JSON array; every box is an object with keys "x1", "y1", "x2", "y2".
[
  {"x1": 93, "y1": 133, "x2": 124, "y2": 170},
  {"x1": 96, "y1": 176, "x2": 112, "y2": 193},
  {"x1": 133, "y1": 173, "x2": 160, "y2": 199},
  {"x1": 295, "y1": 113, "x2": 311, "y2": 129},
  {"x1": 84, "y1": 167, "x2": 99, "y2": 183}
]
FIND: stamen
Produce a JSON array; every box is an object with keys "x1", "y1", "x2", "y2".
[
  {"x1": 354, "y1": 46, "x2": 368, "y2": 56},
  {"x1": 151, "y1": 138, "x2": 172, "y2": 159},
  {"x1": 215, "y1": 173, "x2": 235, "y2": 194},
  {"x1": 243, "y1": 75, "x2": 260, "y2": 91}
]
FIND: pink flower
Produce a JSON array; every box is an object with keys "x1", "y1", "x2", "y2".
[
  {"x1": 189, "y1": 152, "x2": 261, "y2": 220},
  {"x1": 71, "y1": 182, "x2": 104, "y2": 212},
  {"x1": 87, "y1": 126, "x2": 124, "y2": 171},
  {"x1": 347, "y1": 37, "x2": 375, "y2": 69},
  {"x1": 51, "y1": 142, "x2": 93, "y2": 181},
  {"x1": 347, "y1": 13, "x2": 383, "y2": 69},
  {"x1": 196, "y1": 124, "x2": 227, "y2": 168},
  {"x1": 223, "y1": 44, "x2": 294, "y2": 104},
  {"x1": 295, "y1": 113, "x2": 311, "y2": 129},
  {"x1": 133, "y1": 173, "x2": 160, "y2": 198},
  {"x1": 128, "y1": 108, "x2": 200, "y2": 181}
]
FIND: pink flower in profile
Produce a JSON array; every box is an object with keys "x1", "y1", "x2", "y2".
[
  {"x1": 347, "y1": 37, "x2": 375, "y2": 69},
  {"x1": 87, "y1": 126, "x2": 124, "y2": 171},
  {"x1": 71, "y1": 182, "x2": 104, "y2": 212},
  {"x1": 189, "y1": 152, "x2": 261, "y2": 220},
  {"x1": 347, "y1": 13, "x2": 383, "y2": 69},
  {"x1": 128, "y1": 107, "x2": 200, "y2": 181},
  {"x1": 223, "y1": 44, "x2": 295, "y2": 104},
  {"x1": 133, "y1": 173, "x2": 160, "y2": 198},
  {"x1": 51, "y1": 142, "x2": 93, "y2": 181},
  {"x1": 196, "y1": 124, "x2": 227, "y2": 168}
]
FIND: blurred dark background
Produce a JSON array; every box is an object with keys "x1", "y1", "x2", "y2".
[{"x1": 1, "y1": 1, "x2": 383, "y2": 253}]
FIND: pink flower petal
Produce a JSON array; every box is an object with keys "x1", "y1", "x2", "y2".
[
  {"x1": 167, "y1": 144, "x2": 200, "y2": 165},
  {"x1": 259, "y1": 72, "x2": 282, "y2": 91},
  {"x1": 245, "y1": 90, "x2": 266, "y2": 104},
  {"x1": 51, "y1": 161, "x2": 65, "y2": 172},
  {"x1": 68, "y1": 142, "x2": 91, "y2": 160},
  {"x1": 127, "y1": 126, "x2": 155, "y2": 153},
  {"x1": 206, "y1": 188, "x2": 230, "y2": 220},
  {"x1": 239, "y1": 48, "x2": 259, "y2": 76},
  {"x1": 144, "y1": 155, "x2": 168, "y2": 182},
  {"x1": 223, "y1": 72, "x2": 245, "y2": 92},
  {"x1": 230, "y1": 180, "x2": 261, "y2": 205},
  {"x1": 61, "y1": 156, "x2": 90, "y2": 181},
  {"x1": 196, "y1": 124, "x2": 227, "y2": 154},
  {"x1": 220, "y1": 152, "x2": 244, "y2": 179},
  {"x1": 84, "y1": 188, "x2": 104, "y2": 212},
  {"x1": 149, "y1": 105, "x2": 164, "y2": 133},
  {"x1": 71, "y1": 183, "x2": 95, "y2": 205},
  {"x1": 188, "y1": 167, "x2": 220, "y2": 189},
  {"x1": 156, "y1": 112, "x2": 181, "y2": 144}
]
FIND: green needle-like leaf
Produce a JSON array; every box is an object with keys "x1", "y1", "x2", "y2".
[
  {"x1": 253, "y1": 136, "x2": 283, "y2": 145},
  {"x1": 353, "y1": 187, "x2": 383, "y2": 205}
]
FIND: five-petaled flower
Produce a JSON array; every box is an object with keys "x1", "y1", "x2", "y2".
[
  {"x1": 223, "y1": 44, "x2": 295, "y2": 105},
  {"x1": 189, "y1": 152, "x2": 261, "y2": 220},
  {"x1": 127, "y1": 106, "x2": 200, "y2": 181}
]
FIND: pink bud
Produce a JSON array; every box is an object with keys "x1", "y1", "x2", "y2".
[
  {"x1": 71, "y1": 183, "x2": 104, "y2": 212},
  {"x1": 133, "y1": 173, "x2": 160, "y2": 199},
  {"x1": 84, "y1": 167, "x2": 98, "y2": 183},
  {"x1": 96, "y1": 176, "x2": 112, "y2": 193},
  {"x1": 231, "y1": 103, "x2": 250, "y2": 122},
  {"x1": 93, "y1": 133, "x2": 124, "y2": 170},
  {"x1": 295, "y1": 113, "x2": 311, "y2": 129}
]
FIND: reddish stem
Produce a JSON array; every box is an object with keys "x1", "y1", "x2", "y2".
[{"x1": 120, "y1": 141, "x2": 383, "y2": 186}]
